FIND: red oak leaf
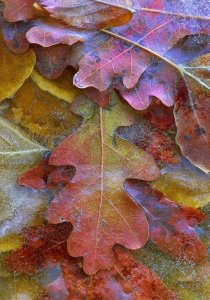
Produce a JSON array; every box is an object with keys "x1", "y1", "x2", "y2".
[
  {"x1": 73, "y1": 0, "x2": 210, "y2": 109},
  {"x1": 6, "y1": 223, "x2": 177, "y2": 300},
  {"x1": 124, "y1": 180, "x2": 208, "y2": 262},
  {"x1": 18, "y1": 94, "x2": 159, "y2": 274},
  {"x1": 1, "y1": 0, "x2": 134, "y2": 50},
  {"x1": 46, "y1": 94, "x2": 160, "y2": 275}
]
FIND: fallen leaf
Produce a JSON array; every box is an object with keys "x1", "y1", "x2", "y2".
[
  {"x1": 0, "y1": 32, "x2": 35, "y2": 101},
  {"x1": 153, "y1": 160, "x2": 210, "y2": 208},
  {"x1": 1, "y1": 20, "x2": 31, "y2": 54},
  {"x1": 26, "y1": 20, "x2": 84, "y2": 47},
  {"x1": 33, "y1": 44, "x2": 72, "y2": 79},
  {"x1": 18, "y1": 158, "x2": 75, "y2": 190},
  {"x1": 136, "y1": 241, "x2": 210, "y2": 300},
  {"x1": 38, "y1": 0, "x2": 134, "y2": 30},
  {"x1": 0, "y1": 234, "x2": 23, "y2": 252},
  {"x1": 124, "y1": 180, "x2": 208, "y2": 262},
  {"x1": 73, "y1": 0, "x2": 210, "y2": 109},
  {"x1": 0, "y1": 116, "x2": 48, "y2": 240},
  {"x1": 46, "y1": 93, "x2": 160, "y2": 274},
  {"x1": 174, "y1": 54, "x2": 210, "y2": 173},
  {"x1": 1, "y1": 277, "x2": 43, "y2": 300},
  {"x1": 116, "y1": 117, "x2": 180, "y2": 164},
  {"x1": 31, "y1": 68, "x2": 79, "y2": 103},
  {"x1": 5, "y1": 78, "x2": 81, "y2": 148},
  {"x1": 142, "y1": 98, "x2": 176, "y2": 131},
  {"x1": 19, "y1": 93, "x2": 159, "y2": 274},
  {"x1": 6, "y1": 223, "x2": 178, "y2": 300}
]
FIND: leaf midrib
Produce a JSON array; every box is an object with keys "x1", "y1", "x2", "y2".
[{"x1": 101, "y1": 28, "x2": 210, "y2": 91}]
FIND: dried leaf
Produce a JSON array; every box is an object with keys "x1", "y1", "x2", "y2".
[
  {"x1": 46, "y1": 93, "x2": 160, "y2": 274},
  {"x1": 174, "y1": 54, "x2": 210, "y2": 173},
  {"x1": 18, "y1": 158, "x2": 75, "y2": 190},
  {"x1": 39, "y1": 0, "x2": 134, "y2": 30},
  {"x1": 6, "y1": 223, "x2": 177, "y2": 299},
  {"x1": 136, "y1": 241, "x2": 210, "y2": 300},
  {"x1": 124, "y1": 180, "x2": 208, "y2": 262},
  {"x1": 2, "y1": 20, "x2": 31, "y2": 54},
  {"x1": 1, "y1": 277, "x2": 43, "y2": 300},
  {"x1": 0, "y1": 116, "x2": 48, "y2": 240},
  {"x1": 73, "y1": 0, "x2": 210, "y2": 109},
  {"x1": 26, "y1": 20, "x2": 84, "y2": 47},
  {"x1": 0, "y1": 32, "x2": 35, "y2": 101},
  {"x1": 116, "y1": 118, "x2": 180, "y2": 164},
  {"x1": 31, "y1": 68, "x2": 79, "y2": 103},
  {"x1": 154, "y1": 162, "x2": 210, "y2": 208},
  {"x1": 18, "y1": 93, "x2": 159, "y2": 274},
  {"x1": 33, "y1": 44, "x2": 72, "y2": 79},
  {"x1": 5, "y1": 78, "x2": 81, "y2": 147}
]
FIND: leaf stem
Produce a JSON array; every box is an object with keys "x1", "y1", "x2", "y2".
[{"x1": 139, "y1": 8, "x2": 210, "y2": 21}]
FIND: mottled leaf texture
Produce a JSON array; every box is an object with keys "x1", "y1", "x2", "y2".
[
  {"x1": 116, "y1": 119, "x2": 180, "y2": 164},
  {"x1": 73, "y1": 0, "x2": 210, "y2": 109},
  {"x1": 2, "y1": 20, "x2": 31, "y2": 54},
  {"x1": 2, "y1": 0, "x2": 35, "y2": 22},
  {"x1": 0, "y1": 116, "x2": 47, "y2": 239},
  {"x1": 124, "y1": 180, "x2": 208, "y2": 262},
  {"x1": 1, "y1": 0, "x2": 134, "y2": 50},
  {"x1": 26, "y1": 21, "x2": 84, "y2": 47},
  {"x1": 0, "y1": 32, "x2": 35, "y2": 101},
  {"x1": 18, "y1": 158, "x2": 75, "y2": 190},
  {"x1": 38, "y1": 0, "x2": 134, "y2": 29},
  {"x1": 6, "y1": 223, "x2": 178, "y2": 299},
  {"x1": 28, "y1": 93, "x2": 158, "y2": 275},
  {"x1": 174, "y1": 54, "x2": 210, "y2": 173},
  {"x1": 33, "y1": 44, "x2": 72, "y2": 79}
]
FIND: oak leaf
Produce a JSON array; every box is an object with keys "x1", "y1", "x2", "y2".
[
  {"x1": 0, "y1": 32, "x2": 35, "y2": 101},
  {"x1": 124, "y1": 180, "x2": 208, "y2": 262},
  {"x1": 18, "y1": 93, "x2": 159, "y2": 274},
  {"x1": 1, "y1": 20, "x2": 32, "y2": 54},
  {"x1": 174, "y1": 54, "x2": 210, "y2": 173},
  {"x1": 73, "y1": 0, "x2": 210, "y2": 109},
  {"x1": 5, "y1": 77, "x2": 81, "y2": 147},
  {"x1": 0, "y1": 116, "x2": 47, "y2": 241},
  {"x1": 116, "y1": 118, "x2": 180, "y2": 164},
  {"x1": 46, "y1": 94, "x2": 160, "y2": 274},
  {"x1": 33, "y1": 44, "x2": 72, "y2": 79},
  {"x1": 6, "y1": 223, "x2": 178, "y2": 300},
  {"x1": 153, "y1": 161, "x2": 210, "y2": 208}
]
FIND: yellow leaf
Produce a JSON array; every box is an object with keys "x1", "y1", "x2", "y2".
[
  {"x1": 1, "y1": 278, "x2": 42, "y2": 300},
  {"x1": 0, "y1": 34, "x2": 35, "y2": 101},
  {"x1": 0, "y1": 234, "x2": 23, "y2": 252},
  {"x1": 153, "y1": 168, "x2": 210, "y2": 208},
  {"x1": 31, "y1": 68, "x2": 79, "y2": 103},
  {"x1": 6, "y1": 78, "x2": 81, "y2": 148}
]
